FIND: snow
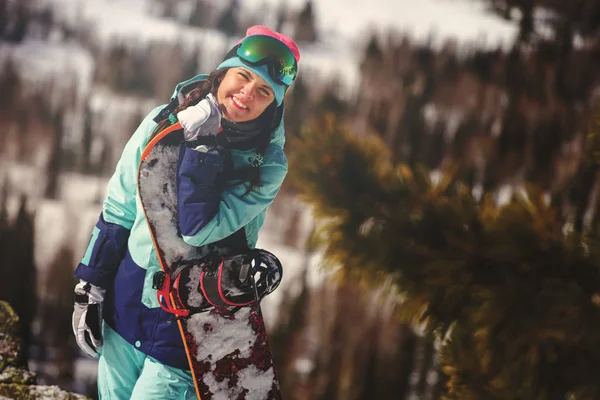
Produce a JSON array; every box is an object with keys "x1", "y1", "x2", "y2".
[
  {"x1": 294, "y1": 357, "x2": 314, "y2": 375},
  {"x1": 257, "y1": 242, "x2": 326, "y2": 325},
  {"x1": 57, "y1": 172, "x2": 107, "y2": 205},
  {"x1": 46, "y1": 0, "x2": 516, "y2": 48},
  {"x1": 188, "y1": 307, "x2": 256, "y2": 361},
  {"x1": 185, "y1": 265, "x2": 205, "y2": 307},
  {"x1": 1, "y1": 162, "x2": 107, "y2": 276},
  {"x1": 88, "y1": 88, "x2": 157, "y2": 129},
  {"x1": 293, "y1": 40, "x2": 361, "y2": 99},
  {"x1": 46, "y1": 0, "x2": 231, "y2": 69},
  {"x1": 185, "y1": 306, "x2": 277, "y2": 398},
  {"x1": 26, "y1": 0, "x2": 518, "y2": 104},
  {"x1": 0, "y1": 39, "x2": 94, "y2": 101},
  {"x1": 309, "y1": 0, "x2": 516, "y2": 47},
  {"x1": 201, "y1": 374, "x2": 232, "y2": 400},
  {"x1": 238, "y1": 365, "x2": 276, "y2": 399}
]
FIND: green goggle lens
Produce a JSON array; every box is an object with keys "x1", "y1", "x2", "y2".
[{"x1": 236, "y1": 35, "x2": 298, "y2": 86}]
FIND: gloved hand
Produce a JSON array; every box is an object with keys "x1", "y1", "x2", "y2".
[
  {"x1": 72, "y1": 280, "x2": 105, "y2": 358},
  {"x1": 177, "y1": 93, "x2": 225, "y2": 151}
]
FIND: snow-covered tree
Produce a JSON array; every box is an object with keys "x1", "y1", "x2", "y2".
[{"x1": 294, "y1": 0, "x2": 317, "y2": 43}]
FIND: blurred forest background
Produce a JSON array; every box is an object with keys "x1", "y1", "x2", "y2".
[{"x1": 2, "y1": 0, "x2": 600, "y2": 399}]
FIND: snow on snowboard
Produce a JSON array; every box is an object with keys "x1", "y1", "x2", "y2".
[{"x1": 137, "y1": 122, "x2": 283, "y2": 399}]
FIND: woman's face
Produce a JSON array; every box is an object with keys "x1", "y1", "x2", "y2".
[{"x1": 216, "y1": 67, "x2": 275, "y2": 122}]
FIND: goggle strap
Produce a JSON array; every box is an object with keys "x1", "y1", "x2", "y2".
[{"x1": 223, "y1": 45, "x2": 239, "y2": 62}]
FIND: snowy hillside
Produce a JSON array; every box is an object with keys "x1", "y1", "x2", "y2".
[
  {"x1": 43, "y1": 0, "x2": 517, "y2": 46},
  {"x1": 1, "y1": 0, "x2": 519, "y2": 324},
  {"x1": 20, "y1": 0, "x2": 517, "y2": 99}
]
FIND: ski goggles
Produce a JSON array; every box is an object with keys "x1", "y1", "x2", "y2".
[{"x1": 232, "y1": 35, "x2": 298, "y2": 86}]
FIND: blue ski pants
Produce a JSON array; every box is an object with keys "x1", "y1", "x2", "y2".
[{"x1": 97, "y1": 324, "x2": 196, "y2": 400}]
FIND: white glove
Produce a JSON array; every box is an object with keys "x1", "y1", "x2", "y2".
[
  {"x1": 72, "y1": 280, "x2": 105, "y2": 358},
  {"x1": 177, "y1": 93, "x2": 222, "y2": 142}
]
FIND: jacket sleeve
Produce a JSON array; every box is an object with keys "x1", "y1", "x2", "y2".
[
  {"x1": 177, "y1": 146, "x2": 226, "y2": 237},
  {"x1": 74, "y1": 106, "x2": 164, "y2": 288},
  {"x1": 180, "y1": 142, "x2": 287, "y2": 247}
]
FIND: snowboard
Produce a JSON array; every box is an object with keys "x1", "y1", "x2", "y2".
[{"x1": 137, "y1": 122, "x2": 283, "y2": 400}]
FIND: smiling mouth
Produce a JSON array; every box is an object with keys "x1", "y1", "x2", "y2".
[{"x1": 232, "y1": 97, "x2": 248, "y2": 110}]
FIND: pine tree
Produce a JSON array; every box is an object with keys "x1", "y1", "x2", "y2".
[
  {"x1": 216, "y1": 0, "x2": 240, "y2": 37},
  {"x1": 294, "y1": 0, "x2": 317, "y2": 43},
  {"x1": 317, "y1": 83, "x2": 346, "y2": 118},
  {"x1": 289, "y1": 112, "x2": 600, "y2": 399},
  {"x1": 0, "y1": 59, "x2": 22, "y2": 124},
  {"x1": 3, "y1": 0, "x2": 30, "y2": 43},
  {"x1": 159, "y1": 0, "x2": 178, "y2": 20},
  {"x1": 0, "y1": 180, "x2": 12, "y2": 324},
  {"x1": 394, "y1": 324, "x2": 418, "y2": 398},
  {"x1": 275, "y1": 1, "x2": 287, "y2": 33},
  {"x1": 45, "y1": 108, "x2": 64, "y2": 200},
  {"x1": 39, "y1": 244, "x2": 78, "y2": 386},
  {"x1": 283, "y1": 76, "x2": 309, "y2": 141},
  {"x1": 0, "y1": 177, "x2": 8, "y2": 231},
  {"x1": 359, "y1": 33, "x2": 383, "y2": 82},
  {"x1": 179, "y1": 47, "x2": 201, "y2": 85},
  {"x1": 81, "y1": 100, "x2": 93, "y2": 174},
  {"x1": 7, "y1": 196, "x2": 37, "y2": 367},
  {"x1": 188, "y1": 0, "x2": 213, "y2": 28}
]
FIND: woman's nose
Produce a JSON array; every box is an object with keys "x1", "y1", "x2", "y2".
[{"x1": 241, "y1": 82, "x2": 256, "y2": 99}]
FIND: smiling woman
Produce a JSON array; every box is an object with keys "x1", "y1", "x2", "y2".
[{"x1": 71, "y1": 25, "x2": 300, "y2": 400}]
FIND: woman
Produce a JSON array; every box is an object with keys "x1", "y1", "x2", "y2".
[{"x1": 72, "y1": 25, "x2": 300, "y2": 399}]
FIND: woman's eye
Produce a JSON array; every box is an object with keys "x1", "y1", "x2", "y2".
[
  {"x1": 260, "y1": 89, "x2": 270, "y2": 96},
  {"x1": 239, "y1": 73, "x2": 249, "y2": 80}
]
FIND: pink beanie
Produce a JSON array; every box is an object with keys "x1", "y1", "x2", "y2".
[{"x1": 241, "y1": 25, "x2": 300, "y2": 63}]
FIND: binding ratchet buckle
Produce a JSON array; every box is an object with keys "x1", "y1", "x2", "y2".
[
  {"x1": 152, "y1": 249, "x2": 283, "y2": 318},
  {"x1": 152, "y1": 270, "x2": 190, "y2": 318}
]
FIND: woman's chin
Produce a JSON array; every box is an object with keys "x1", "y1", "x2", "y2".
[{"x1": 225, "y1": 109, "x2": 252, "y2": 123}]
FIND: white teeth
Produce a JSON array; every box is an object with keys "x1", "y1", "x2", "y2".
[{"x1": 232, "y1": 97, "x2": 247, "y2": 109}]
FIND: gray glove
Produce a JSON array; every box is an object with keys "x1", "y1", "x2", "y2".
[
  {"x1": 177, "y1": 93, "x2": 223, "y2": 148},
  {"x1": 72, "y1": 280, "x2": 105, "y2": 358}
]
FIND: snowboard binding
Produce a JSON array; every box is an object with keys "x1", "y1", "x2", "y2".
[{"x1": 152, "y1": 248, "x2": 283, "y2": 318}]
